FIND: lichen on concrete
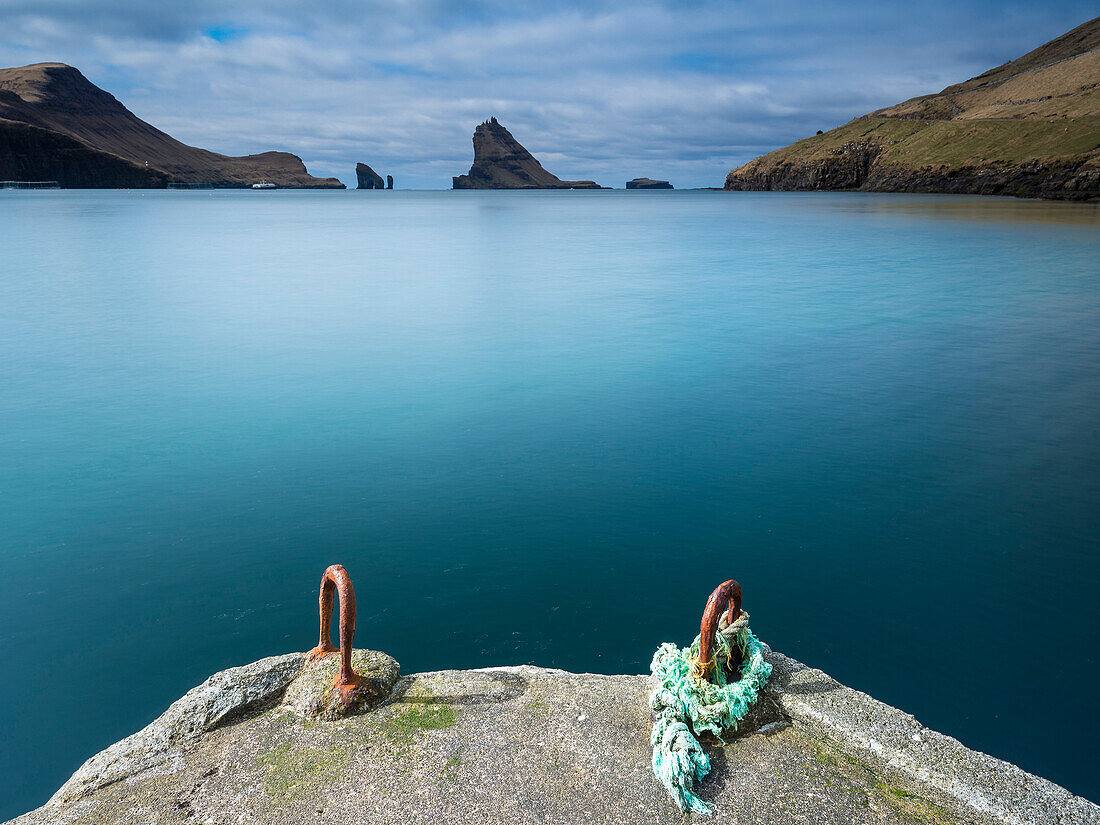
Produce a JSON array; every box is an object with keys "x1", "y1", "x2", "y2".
[
  {"x1": 372, "y1": 704, "x2": 457, "y2": 744},
  {"x1": 258, "y1": 741, "x2": 352, "y2": 802}
]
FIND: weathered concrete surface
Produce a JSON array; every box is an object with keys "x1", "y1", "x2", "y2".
[
  {"x1": 763, "y1": 646, "x2": 1100, "y2": 825},
  {"x1": 9, "y1": 647, "x2": 1099, "y2": 825},
  {"x1": 46, "y1": 653, "x2": 306, "y2": 807}
]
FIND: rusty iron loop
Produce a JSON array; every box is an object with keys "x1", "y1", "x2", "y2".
[
  {"x1": 307, "y1": 564, "x2": 361, "y2": 692},
  {"x1": 694, "y1": 579, "x2": 743, "y2": 681}
]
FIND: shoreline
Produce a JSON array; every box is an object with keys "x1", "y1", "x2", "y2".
[{"x1": 4, "y1": 185, "x2": 1099, "y2": 201}]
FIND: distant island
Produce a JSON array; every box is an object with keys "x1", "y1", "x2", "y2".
[
  {"x1": 626, "y1": 178, "x2": 673, "y2": 189},
  {"x1": 0, "y1": 63, "x2": 344, "y2": 189},
  {"x1": 452, "y1": 117, "x2": 604, "y2": 189},
  {"x1": 725, "y1": 16, "x2": 1100, "y2": 200}
]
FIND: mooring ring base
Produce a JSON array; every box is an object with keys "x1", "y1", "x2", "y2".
[{"x1": 306, "y1": 643, "x2": 339, "y2": 661}]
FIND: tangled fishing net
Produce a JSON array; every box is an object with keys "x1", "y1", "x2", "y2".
[{"x1": 648, "y1": 610, "x2": 772, "y2": 814}]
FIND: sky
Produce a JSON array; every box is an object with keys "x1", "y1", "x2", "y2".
[{"x1": 0, "y1": 1, "x2": 1095, "y2": 188}]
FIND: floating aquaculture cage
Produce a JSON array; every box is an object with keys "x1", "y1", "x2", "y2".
[
  {"x1": 167, "y1": 182, "x2": 215, "y2": 189},
  {"x1": 1, "y1": 181, "x2": 60, "y2": 189}
]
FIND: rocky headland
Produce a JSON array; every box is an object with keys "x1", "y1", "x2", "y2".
[
  {"x1": 626, "y1": 178, "x2": 673, "y2": 189},
  {"x1": 7, "y1": 644, "x2": 1097, "y2": 825},
  {"x1": 452, "y1": 117, "x2": 604, "y2": 189},
  {"x1": 0, "y1": 63, "x2": 345, "y2": 188},
  {"x1": 724, "y1": 17, "x2": 1100, "y2": 200}
]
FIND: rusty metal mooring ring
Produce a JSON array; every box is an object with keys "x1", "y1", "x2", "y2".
[
  {"x1": 693, "y1": 579, "x2": 743, "y2": 681},
  {"x1": 306, "y1": 564, "x2": 361, "y2": 694}
]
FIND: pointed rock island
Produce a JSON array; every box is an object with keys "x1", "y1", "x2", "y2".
[
  {"x1": 0, "y1": 63, "x2": 344, "y2": 188},
  {"x1": 724, "y1": 16, "x2": 1100, "y2": 200},
  {"x1": 452, "y1": 117, "x2": 604, "y2": 189}
]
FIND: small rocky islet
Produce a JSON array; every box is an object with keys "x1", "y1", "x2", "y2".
[
  {"x1": 626, "y1": 178, "x2": 673, "y2": 189},
  {"x1": 355, "y1": 163, "x2": 392, "y2": 190}
]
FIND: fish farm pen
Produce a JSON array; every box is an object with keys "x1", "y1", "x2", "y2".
[{"x1": 1, "y1": 181, "x2": 60, "y2": 189}]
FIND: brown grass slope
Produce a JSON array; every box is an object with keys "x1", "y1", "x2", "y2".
[
  {"x1": 725, "y1": 16, "x2": 1100, "y2": 200},
  {"x1": 0, "y1": 63, "x2": 344, "y2": 188}
]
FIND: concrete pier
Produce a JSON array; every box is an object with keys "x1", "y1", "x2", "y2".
[{"x1": 9, "y1": 645, "x2": 1097, "y2": 824}]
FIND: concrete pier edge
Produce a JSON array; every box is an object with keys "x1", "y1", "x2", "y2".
[
  {"x1": 8, "y1": 644, "x2": 1098, "y2": 824},
  {"x1": 758, "y1": 645, "x2": 1097, "y2": 825}
]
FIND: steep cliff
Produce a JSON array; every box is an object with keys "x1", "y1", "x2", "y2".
[
  {"x1": 0, "y1": 116, "x2": 170, "y2": 188},
  {"x1": 724, "y1": 17, "x2": 1100, "y2": 200},
  {"x1": 0, "y1": 63, "x2": 345, "y2": 188},
  {"x1": 355, "y1": 162, "x2": 385, "y2": 189},
  {"x1": 452, "y1": 117, "x2": 604, "y2": 189}
]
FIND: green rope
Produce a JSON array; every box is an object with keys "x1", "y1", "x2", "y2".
[{"x1": 649, "y1": 621, "x2": 772, "y2": 814}]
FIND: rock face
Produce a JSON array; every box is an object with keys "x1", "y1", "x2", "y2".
[
  {"x1": 355, "y1": 162, "x2": 385, "y2": 189},
  {"x1": 452, "y1": 117, "x2": 604, "y2": 189},
  {"x1": 0, "y1": 63, "x2": 345, "y2": 188},
  {"x1": 11, "y1": 646, "x2": 1098, "y2": 825},
  {"x1": 626, "y1": 178, "x2": 673, "y2": 189},
  {"x1": 725, "y1": 16, "x2": 1100, "y2": 200},
  {"x1": 0, "y1": 116, "x2": 170, "y2": 188}
]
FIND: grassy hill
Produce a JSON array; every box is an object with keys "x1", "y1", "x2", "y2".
[{"x1": 725, "y1": 16, "x2": 1100, "y2": 200}]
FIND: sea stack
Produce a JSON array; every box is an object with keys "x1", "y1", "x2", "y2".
[
  {"x1": 724, "y1": 16, "x2": 1100, "y2": 200},
  {"x1": 356, "y1": 163, "x2": 385, "y2": 190},
  {"x1": 452, "y1": 117, "x2": 603, "y2": 189},
  {"x1": 386, "y1": 174, "x2": 393, "y2": 190},
  {"x1": 0, "y1": 63, "x2": 345, "y2": 188},
  {"x1": 626, "y1": 178, "x2": 673, "y2": 189}
]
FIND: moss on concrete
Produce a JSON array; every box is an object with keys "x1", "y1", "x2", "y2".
[
  {"x1": 806, "y1": 736, "x2": 959, "y2": 824},
  {"x1": 440, "y1": 753, "x2": 463, "y2": 784},
  {"x1": 258, "y1": 740, "x2": 351, "y2": 803},
  {"x1": 372, "y1": 704, "x2": 457, "y2": 747}
]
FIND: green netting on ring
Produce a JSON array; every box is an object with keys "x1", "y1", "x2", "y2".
[{"x1": 649, "y1": 616, "x2": 772, "y2": 814}]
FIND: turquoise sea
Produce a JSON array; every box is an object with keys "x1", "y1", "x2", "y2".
[{"x1": 0, "y1": 190, "x2": 1097, "y2": 818}]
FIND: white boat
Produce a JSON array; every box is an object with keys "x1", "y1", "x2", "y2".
[{"x1": 251, "y1": 180, "x2": 276, "y2": 189}]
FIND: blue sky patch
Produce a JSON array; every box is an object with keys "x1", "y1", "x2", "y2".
[{"x1": 204, "y1": 25, "x2": 246, "y2": 43}]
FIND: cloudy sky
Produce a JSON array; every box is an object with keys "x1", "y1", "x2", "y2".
[{"x1": 0, "y1": 1, "x2": 1094, "y2": 188}]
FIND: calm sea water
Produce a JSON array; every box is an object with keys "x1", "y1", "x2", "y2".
[{"x1": 0, "y1": 190, "x2": 1097, "y2": 817}]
